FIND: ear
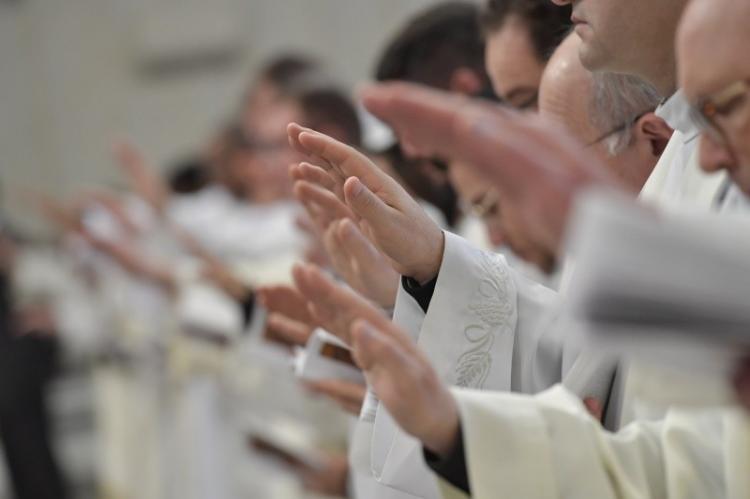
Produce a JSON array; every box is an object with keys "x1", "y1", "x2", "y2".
[
  {"x1": 448, "y1": 67, "x2": 483, "y2": 96},
  {"x1": 633, "y1": 113, "x2": 673, "y2": 157}
]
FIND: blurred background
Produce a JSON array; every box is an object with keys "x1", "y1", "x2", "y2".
[
  {"x1": 1, "y1": 2, "x2": 488, "y2": 499},
  {"x1": 0, "y1": 0, "x2": 462, "y2": 232}
]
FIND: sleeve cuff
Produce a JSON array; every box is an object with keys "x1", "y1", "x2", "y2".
[
  {"x1": 402, "y1": 274, "x2": 438, "y2": 314},
  {"x1": 423, "y1": 425, "x2": 471, "y2": 495}
]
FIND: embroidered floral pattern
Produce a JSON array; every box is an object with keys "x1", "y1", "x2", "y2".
[{"x1": 455, "y1": 252, "x2": 517, "y2": 388}]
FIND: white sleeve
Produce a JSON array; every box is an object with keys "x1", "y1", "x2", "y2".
[
  {"x1": 453, "y1": 384, "x2": 749, "y2": 499},
  {"x1": 370, "y1": 232, "x2": 558, "y2": 497}
]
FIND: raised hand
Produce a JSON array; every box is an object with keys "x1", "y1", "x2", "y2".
[
  {"x1": 288, "y1": 123, "x2": 444, "y2": 283},
  {"x1": 291, "y1": 263, "x2": 391, "y2": 345},
  {"x1": 349, "y1": 318, "x2": 460, "y2": 457},
  {"x1": 113, "y1": 141, "x2": 169, "y2": 214},
  {"x1": 257, "y1": 284, "x2": 317, "y2": 347},
  {"x1": 305, "y1": 378, "x2": 367, "y2": 416},
  {"x1": 361, "y1": 82, "x2": 621, "y2": 255},
  {"x1": 322, "y1": 219, "x2": 399, "y2": 309}
]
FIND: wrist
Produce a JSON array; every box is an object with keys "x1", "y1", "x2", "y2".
[
  {"x1": 411, "y1": 230, "x2": 445, "y2": 285},
  {"x1": 421, "y1": 394, "x2": 460, "y2": 458}
]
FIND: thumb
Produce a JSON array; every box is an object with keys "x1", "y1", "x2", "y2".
[
  {"x1": 344, "y1": 176, "x2": 393, "y2": 228},
  {"x1": 351, "y1": 319, "x2": 412, "y2": 375},
  {"x1": 336, "y1": 218, "x2": 382, "y2": 265}
]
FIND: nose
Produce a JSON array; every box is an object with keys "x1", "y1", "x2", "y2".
[{"x1": 699, "y1": 133, "x2": 737, "y2": 174}]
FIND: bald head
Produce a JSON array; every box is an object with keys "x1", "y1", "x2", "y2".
[
  {"x1": 678, "y1": 0, "x2": 750, "y2": 103},
  {"x1": 540, "y1": 33, "x2": 668, "y2": 192},
  {"x1": 678, "y1": 0, "x2": 750, "y2": 193},
  {"x1": 539, "y1": 34, "x2": 599, "y2": 145}
]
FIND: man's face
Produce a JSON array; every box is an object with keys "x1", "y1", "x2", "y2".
[
  {"x1": 485, "y1": 16, "x2": 546, "y2": 110},
  {"x1": 678, "y1": 0, "x2": 750, "y2": 194},
  {"x1": 553, "y1": 0, "x2": 686, "y2": 77},
  {"x1": 448, "y1": 161, "x2": 505, "y2": 247}
]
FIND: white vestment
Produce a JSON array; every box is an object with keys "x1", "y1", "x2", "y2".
[
  {"x1": 440, "y1": 385, "x2": 750, "y2": 499},
  {"x1": 358, "y1": 90, "x2": 731, "y2": 498}
]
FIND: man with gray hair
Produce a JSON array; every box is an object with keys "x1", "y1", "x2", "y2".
[{"x1": 541, "y1": 34, "x2": 673, "y2": 193}]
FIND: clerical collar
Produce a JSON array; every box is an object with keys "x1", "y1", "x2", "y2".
[{"x1": 655, "y1": 90, "x2": 702, "y2": 142}]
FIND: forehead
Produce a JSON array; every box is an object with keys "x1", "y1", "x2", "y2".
[
  {"x1": 678, "y1": 1, "x2": 750, "y2": 102},
  {"x1": 485, "y1": 19, "x2": 544, "y2": 94}
]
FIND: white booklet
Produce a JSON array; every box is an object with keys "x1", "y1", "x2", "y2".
[{"x1": 564, "y1": 190, "x2": 750, "y2": 373}]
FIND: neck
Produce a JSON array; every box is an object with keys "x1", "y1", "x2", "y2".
[{"x1": 643, "y1": 47, "x2": 678, "y2": 97}]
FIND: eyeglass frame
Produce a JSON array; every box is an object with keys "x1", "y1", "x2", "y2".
[
  {"x1": 585, "y1": 110, "x2": 652, "y2": 149},
  {"x1": 691, "y1": 79, "x2": 750, "y2": 145}
]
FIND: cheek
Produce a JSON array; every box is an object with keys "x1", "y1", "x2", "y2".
[{"x1": 729, "y1": 111, "x2": 750, "y2": 168}]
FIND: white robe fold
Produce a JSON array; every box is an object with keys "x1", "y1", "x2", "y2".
[{"x1": 441, "y1": 385, "x2": 750, "y2": 499}]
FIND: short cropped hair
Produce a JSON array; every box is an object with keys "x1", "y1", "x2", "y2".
[
  {"x1": 589, "y1": 73, "x2": 663, "y2": 155},
  {"x1": 480, "y1": 0, "x2": 572, "y2": 61},
  {"x1": 260, "y1": 54, "x2": 320, "y2": 91},
  {"x1": 375, "y1": 2, "x2": 488, "y2": 89},
  {"x1": 297, "y1": 86, "x2": 362, "y2": 148}
]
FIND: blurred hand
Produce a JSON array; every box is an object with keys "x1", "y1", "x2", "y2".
[
  {"x1": 113, "y1": 141, "x2": 169, "y2": 214},
  {"x1": 291, "y1": 263, "x2": 391, "y2": 346},
  {"x1": 82, "y1": 231, "x2": 176, "y2": 293},
  {"x1": 361, "y1": 82, "x2": 621, "y2": 257},
  {"x1": 298, "y1": 452, "x2": 349, "y2": 497},
  {"x1": 350, "y1": 318, "x2": 459, "y2": 457},
  {"x1": 322, "y1": 218, "x2": 399, "y2": 309},
  {"x1": 264, "y1": 312, "x2": 314, "y2": 347},
  {"x1": 174, "y1": 228, "x2": 250, "y2": 301},
  {"x1": 250, "y1": 441, "x2": 348, "y2": 497},
  {"x1": 257, "y1": 284, "x2": 314, "y2": 325},
  {"x1": 258, "y1": 285, "x2": 316, "y2": 347},
  {"x1": 288, "y1": 123, "x2": 445, "y2": 284},
  {"x1": 306, "y1": 378, "x2": 367, "y2": 416}
]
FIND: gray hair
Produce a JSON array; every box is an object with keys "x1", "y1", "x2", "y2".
[{"x1": 589, "y1": 72, "x2": 663, "y2": 156}]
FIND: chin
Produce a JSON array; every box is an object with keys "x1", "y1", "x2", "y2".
[{"x1": 577, "y1": 42, "x2": 608, "y2": 72}]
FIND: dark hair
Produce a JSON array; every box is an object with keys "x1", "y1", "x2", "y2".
[
  {"x1": 260, "y1": 54, "x2": 320, "y2": 91},
  {"x1": 381, "y1": 144, "x2": 460, "y2": 227},
  {"x1": 375, "y1": 2, "x2": 489, "y2": 90},
  {"x1": 168, "y1": 157, "x2": 211, "y2": 195},
  {"x1": 480, "y1": 0, "x2": 572, "y2": 61},
  {"x1": 297, "y1": 87, "x2": 362, "y2": 148}
]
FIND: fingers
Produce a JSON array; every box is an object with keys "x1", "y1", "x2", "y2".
[
  {"x1": 287, "y1": 122, "x2": 315, "y2": 156},
  {"x1": 290, "y1": 162, "x2": 339, "y2": 193},
  {"x1": 343, "y1": 177, "x2": 395, "y2": 228},
  {"x1": 336, "y1": 219, "x2": 388, "y2": 273},
  {"x1": 296, "y1": 129, "x2": 390, "y2": 190},
  {"x1": 323, "y1": 222, "x2": 356, "y2": 284},
  {"x1": 292, "y1": 263, "x2": 389, "y2": 343},
  {"x1": 257, "y1": 285, "x2": 314, "y2": 325},
  {"x1": 349, "y1": 319, "x2": 413, "y2": 375},
  {"x1": 306, "y1": 379, "x2": 366, "y2": 415},
  {"x1": 294, "y1": 180, "x2": 355, "y2": 231},
  {"x1": 265, "y1": 313, "x2": 314, "y2": 347}
]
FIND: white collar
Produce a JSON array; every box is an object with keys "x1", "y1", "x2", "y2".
[{"x1": 655, "y1": 90, "x2": 702, "y2": 142}]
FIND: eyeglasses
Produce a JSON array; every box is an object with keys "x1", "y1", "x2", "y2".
[
  {"x1": 585, "y1": 110, "x2": 651, "y2": 149},
  {"x1": 467, "y1": 190, "x2": 500, "y2": 220},
  {"x1": 691, "y1": 79, "x2": 749, "y2": 144}
]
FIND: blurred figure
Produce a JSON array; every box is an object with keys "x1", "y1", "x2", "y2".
[
  {"x1": 374, "y1": 1, "x2": 494, "y2": 228},
  {"x1": 241, "y1": 54, "x2": 321, "y2": 138},
  {"x1": 481, "y1": 0, "x2": 571, "y2": 109},
  {"x1": 0, "y1": 214, "x2": 67, "y2": 499}
]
